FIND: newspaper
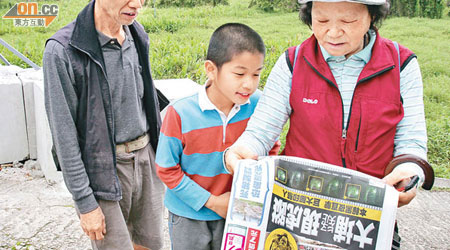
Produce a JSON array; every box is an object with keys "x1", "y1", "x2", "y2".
[{"x1": 221, "y1": 156, "x2": 398, "y2": 250}]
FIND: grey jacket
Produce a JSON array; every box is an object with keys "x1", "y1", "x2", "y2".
[{"x1": 43, "y1": 0, "x2": 168, "y2": 213}]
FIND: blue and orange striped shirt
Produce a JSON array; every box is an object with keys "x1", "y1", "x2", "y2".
[{"x1": 156, "y1": 86, "x2": 279, "y2": 220}]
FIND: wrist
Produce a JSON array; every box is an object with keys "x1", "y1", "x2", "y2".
[{"x1": 205, "y1": 194, "x2": 216, "y2": 209}]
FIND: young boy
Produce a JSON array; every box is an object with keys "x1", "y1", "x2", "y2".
[{"x1": 155, "y1": 23, "x2": 280, "y2": 250}]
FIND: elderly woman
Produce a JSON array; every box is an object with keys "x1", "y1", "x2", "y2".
[{"x1": 225, "y1": 0, "x2": 434, "y2": 248}]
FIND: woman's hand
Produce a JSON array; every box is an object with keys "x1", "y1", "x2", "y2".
[
  {"x1": 383, "y1": 168, "x2": 418, "y2": 207},
  {"x1": 225, "y1": 145, "x2": 258, "y2": 175}
]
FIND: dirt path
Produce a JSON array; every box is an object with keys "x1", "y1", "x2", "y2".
[
  {"x1": 1, "y1": 166, "x2": 449, "y2": 250},
  {"x1": 0, "y1": 166, "x2": 169, "y2": 250}
]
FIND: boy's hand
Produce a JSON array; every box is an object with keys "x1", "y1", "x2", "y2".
[
  {"x1": 225, "y1": 145, "x2": 257, "y2": 175},
  {"x1": 205, "y1": 192, "x2": 231, "y2": 218},
  {"x1": 383, "y1": 168, "x2": 418, "y2": 207}
]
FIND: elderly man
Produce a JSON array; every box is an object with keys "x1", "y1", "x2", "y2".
[{"x1": 43, "y1": 0, "x2": 168, "y2": 249}]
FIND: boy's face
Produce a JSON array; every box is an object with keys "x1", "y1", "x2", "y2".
[{"x1": 206, "y1": 51, "x2": 264, "y2": 112}]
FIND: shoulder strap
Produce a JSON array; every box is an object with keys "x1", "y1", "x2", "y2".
[
  {"x1": 285, "y1": 45, "x2": 301, "y2": 74},
  {"x1": 392, "y1": 41, "x2": 404, "y2": 104},
  {"x1": 293, "y1": 45, "x2": 301, "y2": 70},
  {"x1": 393, "y1": 41, "x2": 400, "y2": 73}
]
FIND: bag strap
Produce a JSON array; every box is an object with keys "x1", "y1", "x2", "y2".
[
  {"x1": 285, "y1": 45, "x2": 301, "y2": 74},
  {"x1": 392, "y1": 41, "x2": 404, "y2": 103},
  {"x1": 293, "y1": 45, "x2": 300, "y2": 70},
  {"x1": 393, "y1": 41, "x2": 400, "y2": 73}
]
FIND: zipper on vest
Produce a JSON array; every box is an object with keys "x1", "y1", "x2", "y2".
[
  {"x1": 341, "y1": 129, "x2": 347, "y2": 168},
  {"x1": 70, "y1": 43, "x2": 121, "y2": 196},
  {"x1": 347, "y1": 65, "x2": 395, "y2": 153},
  {"x1": 306, "y1": 57, "x2": 395, "y2": 169},
  {"x1": 71, "y1": 43, "x2": 115, "y2": 135},
  {"x1": 355, "y1": 116, "x2": 362, "y2": 152},
  {"x1": 305, "y1": 58, "x2": 347, "y2": 168}
]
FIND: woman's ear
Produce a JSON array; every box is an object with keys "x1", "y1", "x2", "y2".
[{"x1": 204, "y1": 60, "x2": 218, "y2": 81}]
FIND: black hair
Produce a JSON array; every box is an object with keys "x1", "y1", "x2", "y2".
[
  {"x1": 206, "y1": 23, "x2": 266, "y2": 69},
  {"x1": 299, "y1": 1, "x2": 390, "y2": 30}
]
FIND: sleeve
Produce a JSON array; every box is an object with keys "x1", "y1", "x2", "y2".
[
  {"x1": 268, "y1": 140, "x2": 281, "y2": 156},
  {"x1": 233, "y1": 53, "x2": 292, "y2": 156},
  {"x1": 43, "y1": 40, "x2": 98, "y2": 214},
  {"x1": 393, "y1": 57, "x2": 428, "y2": 182},
  {"x1": 155, "y1": 106, "x2": 211, "y2": 211}
]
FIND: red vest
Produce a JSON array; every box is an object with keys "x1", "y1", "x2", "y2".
[{"x1": 284, "y1": 33, "x2": 414, "y2": 178}]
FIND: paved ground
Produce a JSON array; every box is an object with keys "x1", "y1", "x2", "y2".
[{"x1": 1, "y1": 165, "x2": 449, "y2": 250}]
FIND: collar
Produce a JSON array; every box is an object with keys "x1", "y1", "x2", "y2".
[
  {"x1": 97, "y1": 25, "x2": 132, "y2": 48},
  {"x1": 303, "y1": 29, "x2": 396, "y2": 83},
  {"x1": 69, "y1": 0, "x2": 147, "y2": 66},
  {"x1": 319, "y1": 29, "x2": 376, "y2": 64},
  {"x1": 97, "y1": 30, "x2": 112, "y2": 47},
  {"x1": 198, "y1": 80, "x2": 250, "y2": 112}
]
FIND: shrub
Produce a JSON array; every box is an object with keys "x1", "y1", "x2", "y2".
[
  {"x1": 427, "y1": 117, "x2": 450, "y2": 178},
  {"x1": 141, "y1": 18, "x2": 186, "y2": 33},
  {"x1": 156, "y1": 0, "x2": 227, "y2": 7},
  {"x1": 390, "y1": 0, "x2": 444, "y2": 18},
  {"x1": 248, "y1": 0, "x2": 299, "y2": 12}
]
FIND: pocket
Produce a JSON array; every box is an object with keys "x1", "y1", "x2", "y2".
[
  {"x1": 355, "y1": 98, "x2": 402, "y2": 165},
  {"x1": 355, "y1": 114, "x2": 362, "y2": 152},
  {"x1": 135, "y1": 65, "x2": 144, "y2": 99},
  {"x1": 361, "y1": 99, "x2": 402, "y2": 146},
  {"x1": 116, "y1": 151, "x2": 135, "y2": 164},
  {"x1": 169, "y1": 212, "x2": 183, "y2": 226}
]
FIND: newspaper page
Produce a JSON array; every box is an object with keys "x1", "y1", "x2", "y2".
[{"x1": 221, "y1": 156, "x2": 398, "y2": 250}]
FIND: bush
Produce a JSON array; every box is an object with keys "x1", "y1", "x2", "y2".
[
  {"x1": 427, "y1": 117, "x2": 450, "y2": 178},
  {"x1": 248, "y1": 0, "x2": 299, "y2": 12},
  {"x1": 390, "y1": 0, "x2": 444, "y2": 18},
  {"x1": 141, "y1": 18, "x2": 186, "y2": 33},
  {"x1": 157, "y1": 0, "x2": 227, "y2": 7}
]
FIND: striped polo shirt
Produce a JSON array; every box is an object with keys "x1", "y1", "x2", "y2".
[
  {"x1": 319, "y1": 29, "x2": 376, "y2": 125},
  {"x1": 155, "y1": 86, "x2": 262, "y2": 220}
]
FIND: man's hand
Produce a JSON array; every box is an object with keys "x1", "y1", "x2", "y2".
[
  {"x1": 225, "y1": 145, "x2": 257, "y2": 175},
  {"x1": 383, "y1": 168, "x2": 418, "y2": 207},
  {"x1": 205, "y1": 192, "x2": 231, "y2": 218},
  {"x1": 80, "y1": 206, "x2": 106, "y2": 241}
]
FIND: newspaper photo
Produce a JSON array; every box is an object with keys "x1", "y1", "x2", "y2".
[{"x1": 221, "y1": 156, "x2": 399, "y2": 250}]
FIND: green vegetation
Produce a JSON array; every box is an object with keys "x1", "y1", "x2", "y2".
[
  {"x1": 0, "y1": 0, "x2": 448, "y2": 178},
  {"x1": 248, "y1": 0, "x2": 299, "y2": 12},
  {"x1": 390, "y1": 0, "x2": 444, "y2": 18},
  {"x1": 156, "y1": 0, "x2": 228, "y2": 7}
]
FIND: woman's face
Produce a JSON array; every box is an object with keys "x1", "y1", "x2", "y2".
[{"x1": 311, "y1": 1, "x2": 372, "y2": 58}]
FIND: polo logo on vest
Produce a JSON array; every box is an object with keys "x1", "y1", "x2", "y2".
[{"x1": 303, "y1": 98, "x2": 318, "y2": 104}]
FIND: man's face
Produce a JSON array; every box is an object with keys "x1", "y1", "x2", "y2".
[{"x1": 97, "y1": 0, "x2": 144, "y2": 26}]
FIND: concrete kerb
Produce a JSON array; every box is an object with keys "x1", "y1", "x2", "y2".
[
  {"x1": 0, "y1": 63, "x2": 201, "y2": 183},
  {"x1": 433, "y1": 177, "x2": 450, "y2": 189}
]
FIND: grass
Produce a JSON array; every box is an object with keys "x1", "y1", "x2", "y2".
[{"x1": 1, "y1": 0, "x2": 449, "y2": 178}]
